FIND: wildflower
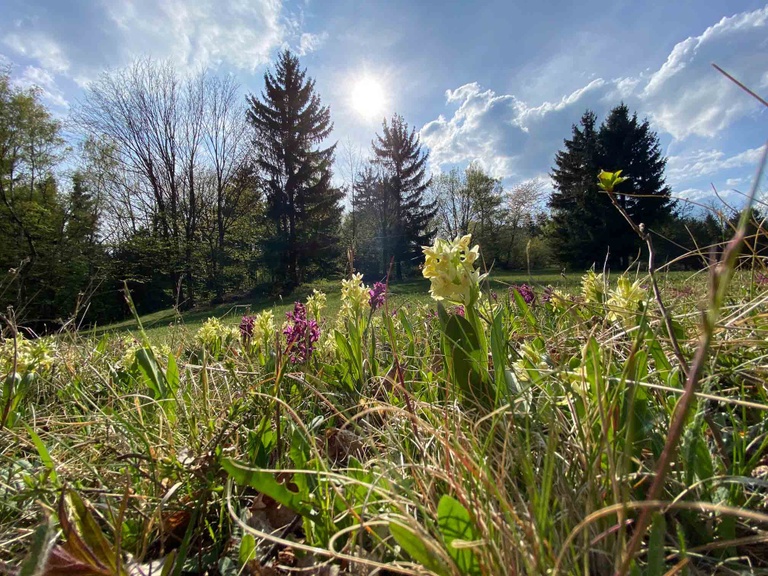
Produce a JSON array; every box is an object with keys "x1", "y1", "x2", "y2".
[
  {"x1": 239, "y1": 315, "x2": 255, "y2": 341},
  {"x1": 196, "y1": 317, "x2": 238, "y2": 356},
  {"x1": 510, "y1": 284, "x2": 535, "y2": 305},
  {"x1": 453, "y1": 305, "x2": 465, "y2": 317},
  {"x1": 756, "y1": 272, "x2": 768, "y2": 286},
  {"x1": 368, "y1": 282, "x2": 387, "y2": 310},
  {"x1": 340, "y1": 273, "x2": 370, "y2": 318},
  {"x1": 255, "y1": 310, "x2": 275, "y2": 339},
  {"x1": 606, "y1": 275, "x2": 647, "y2": 328},
  {"x1": 283, "y1": 302, "x2": 320, "y2": 364},
  {"x1": 422, "y1": 234, "x2": 486, "y2": 305},
  {"x1": 306, "y1": 289, "x2": 327, "y2": 321},
  {"x1": 581, "y1": 270, "x2": 606, "y2": 304}
]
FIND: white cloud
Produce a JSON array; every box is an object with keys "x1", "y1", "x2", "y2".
[
  {"x1": 421, "y1": 78, "x2": 615, "y2": 180},
  {"x1": 103, "y1": 0, "x2": 285, "y2": 73},
  {"x1": 420, "y1": 6, "x2": 768, "y2": 185},
  {"x1": 12, "y1": 65, "x2": 69, "y2": 108},
  {"x1": 297, "y1": 31, "x2": 328, "y2": 56},
  {"x1": 666, "y1": 146, "x2": 765, "y2": 184},
  {"x1": 0, "y1": 0, "x2": 320, "y2": 93},
  {"x1": 642, "y1": 6, "x2": 768, "y2": 139},
  {"x1": 2, "y1": 31, "x2": 69, "y2": 73}
]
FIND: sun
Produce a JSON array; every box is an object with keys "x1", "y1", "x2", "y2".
[{"x1": 351, "y1": 76, "x2": 386, "y2": 121}]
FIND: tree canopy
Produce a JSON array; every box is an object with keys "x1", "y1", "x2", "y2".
[
  {"x1": 549, "y1": 104, "x2": 674, "y2": 268},
  {"x1": 247, "y1": 50, "x2": 342, "y2": 287},
  {"x1": 366, "y1": 113, "x2": 436, "y2": 279}
]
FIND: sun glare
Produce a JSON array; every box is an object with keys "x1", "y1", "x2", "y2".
[{"x1": 351, "y1": 76, "x2": 386, "y2": 121}]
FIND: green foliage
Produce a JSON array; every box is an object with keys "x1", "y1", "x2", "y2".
[
  {"x1": 247, "y1": 50, "x2": 343, "y2": 287},
  {"x1": 549, "y1": 104, "x2": 674, "y2": 268},
  {"x1": 2, "y1": 265, "x2": 768, "y2": 573},
  {"x1": 356, "y1": 113, "x2": 437, "y2": 279}
]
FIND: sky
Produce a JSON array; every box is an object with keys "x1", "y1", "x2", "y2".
[{"x1": 1, "y1": 0, "x2": 767, "y2": 211}]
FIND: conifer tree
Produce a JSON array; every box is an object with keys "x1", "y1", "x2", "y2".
[
  {"x1": 549, "y1": 105, "x2": 673, "y2": 268},
  {"x1": 371, "y1": 114, "x2": 436, "y2": 279},
  {"x1": 598, "y1": 104, "x2": 673, "y2": 265},
  {"x1": 549, "y1": 111, "x2": 610, "y2": 267},
  {"x1": 247, "y1": 50, "x2": 342, "y2": 286}
]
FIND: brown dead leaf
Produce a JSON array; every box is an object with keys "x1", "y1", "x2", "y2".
[
  {"x1": 325, "y1": 428, "x2": 364, "y2": 465},
  {"x1": 250, "y1": 475, "x2": 302, "y2": 530}
]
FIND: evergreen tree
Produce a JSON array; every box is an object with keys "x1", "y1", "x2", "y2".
[
  {"x1": 354, "y1": 164, "x2": 394, "y2": 275},
  {"x1": 598, "y1": 104, "x2": 674, "y2": 265},
  {"x1": 549, "y1": 105, "x2": 673, "y2": 268},
  {"x1": 549, "y1": 111, "x2": 610, "y2": 267},
  {"x1": 371, "y1": 114, "x2": 436, "y2": 279},
  {"x1": 247, "y1": 50, "x2": 342, "y2": 287}
]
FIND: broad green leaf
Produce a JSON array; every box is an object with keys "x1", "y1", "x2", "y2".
[
  {"x1": 490, "y1": 309, "x2": 508, "y2": 403},
  {"x1": 135, "y1": 347, "x2": 166, "y2": 399},
  {"x1": 443, "y1": 313, "x2": 492, "y2": 408},
  {"x1": 18, "y1": 518, "x2": 55, "y2": 576},
  {"x1": 165, "y1": 352, "x2": 180, "y2": 394},
  {"x1": 510, "y1": 288, "x2": 536, "y2": 328},
  {"x1": 389, "y1": 522, "x2": 449, "y2": 576},
  {"x1": 222, "y1": 459, "x2": 313, "y2": 518},
  {"x1": 24, "y1": 424, "x2": 59, "y2": 486},
  {"x1": 239, "y1": 533, "x2": 256, "y2": 567},
  {"x1": 62, "y1": 490, "x2": 125, "y2": 575},
  {"x1": 437, "y1": 495, "x2": 481, "y2": 576}
]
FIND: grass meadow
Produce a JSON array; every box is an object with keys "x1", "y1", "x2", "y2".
[{"x1": 2, "y1": 240, "x2": 768, "y2": 575}]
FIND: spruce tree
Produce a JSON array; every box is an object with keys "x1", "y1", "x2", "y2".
[
  {"x1": 549, "y1": 110, "x2": 611, "y2": 267},
  {"x1": 549, "y1": 105, "x2": 673, "y2": 268},
  {"x1": 371, "y1": 114, "x2": 436, "y2": 279},
  {"x1": 598, "y1": 104, "x2": 674, "y2": 266},
  {"x1": 247, "y1": 50, "x2": 342, "y2": 286}
]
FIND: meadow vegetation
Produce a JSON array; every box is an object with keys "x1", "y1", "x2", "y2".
[{"x1": 2, "y1": 191, "x2": 768, "y2": 574}]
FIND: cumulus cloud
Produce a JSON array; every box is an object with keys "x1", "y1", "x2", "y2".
[
  {"x1": 642, "y1": 6, "x2": 768, "y2": 139},
  {"x1": 666, "y1": 146, "x2": 765, "y2": 184},
  {"x1": 2, "y1": 31, "x2": 70, "y2": 73},
  {"x1": 420, "y1": 6, "x2": 768, "y2": 183},
  {"x1": 421, "y1": 78, "x2": 616, "y2": 180},
  {"x1": 12, "y1": 65, "x2": 69, "y2": 108}
]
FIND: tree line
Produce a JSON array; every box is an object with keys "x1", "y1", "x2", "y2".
[{"x1": 0, "y1": 52, "x2": 752, "y2": 331}]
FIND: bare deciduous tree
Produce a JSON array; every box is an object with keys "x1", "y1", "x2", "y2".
[{"x1": 74, "y1": 59, "x2": 254, "y2": 306}]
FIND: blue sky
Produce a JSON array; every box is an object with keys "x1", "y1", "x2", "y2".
[{"x1": 1, "y1": 0, "x2": 766, "y2": 209}]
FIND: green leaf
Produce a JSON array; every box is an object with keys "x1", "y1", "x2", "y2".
[
  {"x1": 490, "y1": 309, "x2": 508, "y2": 404},
  {"x1": 647, "y1": 512, "x2": 667, "y2": 576},
  {"x1": 597, "y1": 169, "x2": 628, "y2": 192},
  {"x1": 334, "y1": 329, "x2": 362, "y2": 390},
  {"x1": 398, "y1": 309, "x2": 416, "y2": 358},
  {"x1": 239, "y1": 534, "x2": 256, "y2": 567},
  {"x1": 443, "y1": 313, "x2": 493, "y2": 408},
  {"x1": 135, "y1": 347, "x2": 166, "y2": 399},
  {"x1": 437, "y1": 495, "x2": 481, "y2": 576},
  {"x1": 222, "y1": 459, "x2": 313, "y2": 518},
  {"x1": 165, "y1": 352, "x2": 180, "y2": 394},
  {"x1": 24, "y1": 424, "x2": 59, "y2": 486},
  {"x1": 18, "y1": 518, "x2": 55, "y2": 576},
  {"x1": 510, "y1": 288, "x2": 536, "y2": 328},
  {"x1": 62, "y1": 490, "x2": 124, "y2": 575},
  {"x1": 389, "y1": 522, "x2": 449, "y2": 576}
]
